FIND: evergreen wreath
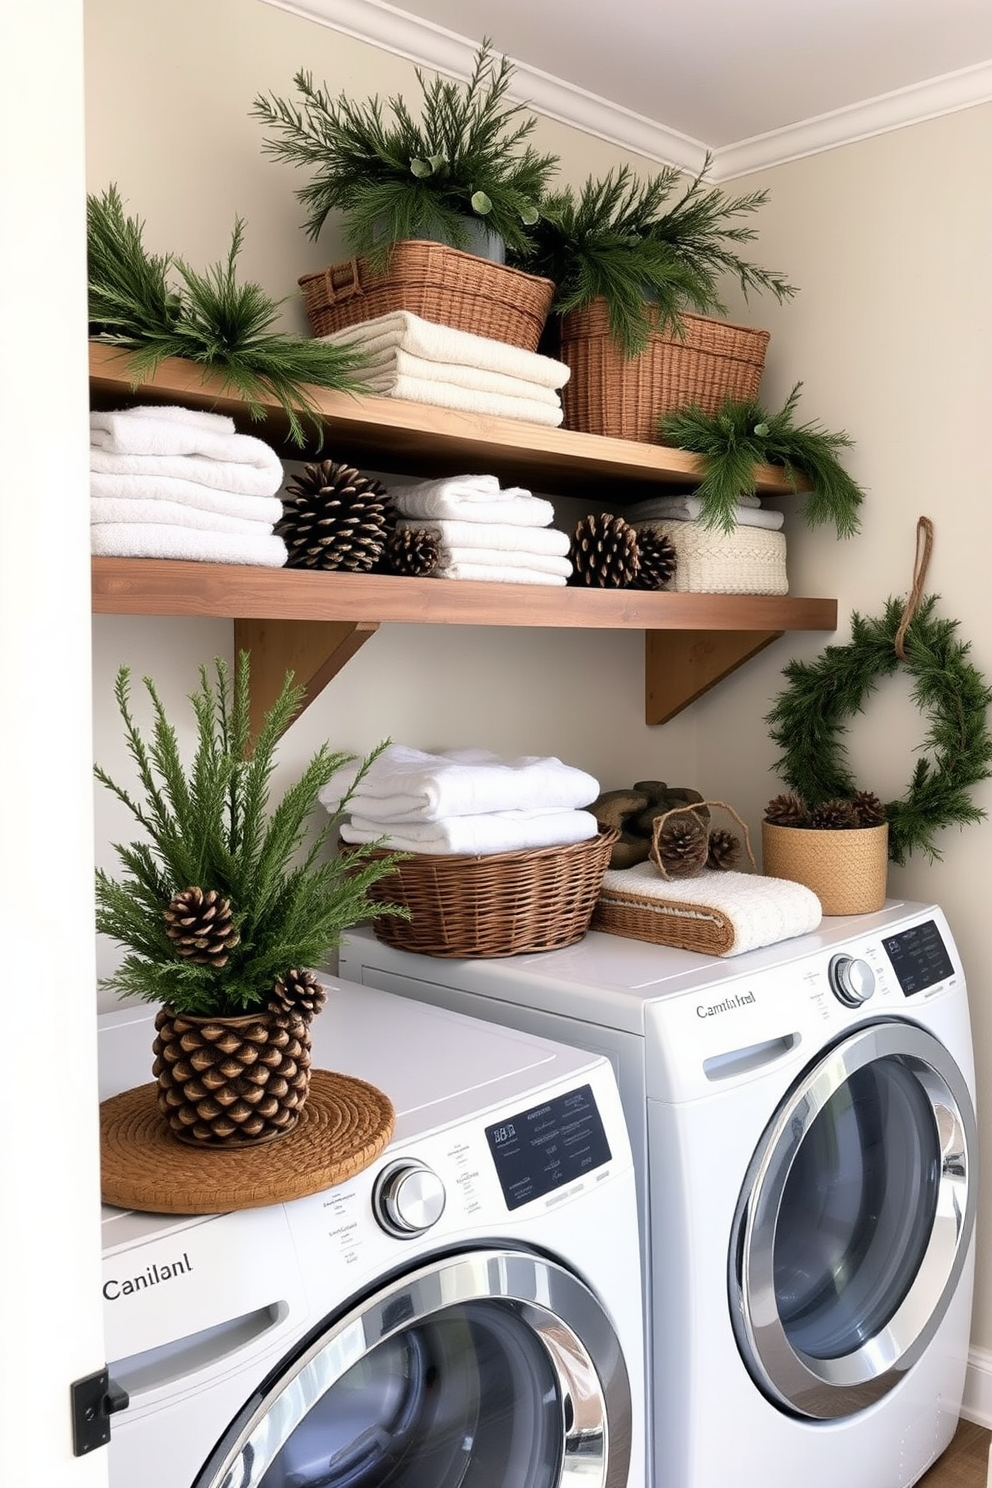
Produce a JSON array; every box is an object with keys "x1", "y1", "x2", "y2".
[{"x1": 765, "y1": 593, "x2": 992, "y2": 866}]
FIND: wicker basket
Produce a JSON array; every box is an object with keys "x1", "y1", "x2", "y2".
[
  {"x1": 558, "y1": 298, "x2": 770, "y2": 442},
  {"x1": 761, "y1": 821, "x2": 889, "y2": 915},
  {"x1": 299, "y1": 241, "x2": 556, "y2": 352},
  {"x1": 633, "y1": 520, "x2": 788, "y2": 595},
  {"x1": 346, "y1": 826, "x2": 618, "y2": 958}
]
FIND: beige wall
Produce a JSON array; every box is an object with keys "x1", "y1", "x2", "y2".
[{"x1": 85, "y1": 0, "x2": 992, "y2": 1374}]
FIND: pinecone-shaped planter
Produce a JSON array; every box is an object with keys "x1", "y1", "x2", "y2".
[{"x1": 152, "y1": 1005, "x2": 314, "y2": 1147}]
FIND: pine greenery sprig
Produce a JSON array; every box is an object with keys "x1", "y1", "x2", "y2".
[
  {"x1": 251, "y1": 39, "x2": 559, "y2": 269},
  {"x1": 659, "y1": 383, "x2": 865, "y2": 537},
  {"x1": 94, "y1": 654, "x2": 409, "y2": 1016},
  {"x1": 510, "y1": 155, "x2": 797, "y2": 358},
  {"x1": 87, "y1": 186, "x2": 371, "y2": 447}
]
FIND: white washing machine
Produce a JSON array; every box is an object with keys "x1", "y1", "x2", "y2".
[
  {"x1": 97, "y1": 977, "x2": 645, "y2": 1488},
  {"x1": 340, "y1": 899, "x2": 978, "y2": 1488}
]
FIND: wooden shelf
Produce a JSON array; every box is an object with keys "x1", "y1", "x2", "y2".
[{"x1": 89, "y1": 343, "x2": 837, "y2": 732}]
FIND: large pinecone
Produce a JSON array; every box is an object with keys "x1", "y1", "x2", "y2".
[
  {"x1": 277, "y1": 459, "x2": 396, "y2": 571},
  {"x1": 164, "y1": 887, "x2": 240, "y2": 967},
  {"x1": 569, "y1": 513, "x2": 640, "y2": 587},
  {"x1": 651, "y1": 809, "x2": 709, "y2": 878},
  {"x1": 153, "y1": 1005, "x2": 312, "y2": 1146},
  {"x1": 764, "y1": 792, "x2": 809, "y2": 827},
  {"x1": 629, "y1": 527, "x2": 677, "y2": 590},
  {"x1": 270, "y1": 968, "x2": 327, "y2": 1022}
]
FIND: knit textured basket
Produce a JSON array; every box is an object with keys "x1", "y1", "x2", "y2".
[
  {"x1": 761, "y1": 821, "x2": 889, "y2": 915},
  {"x1": 343, "y1": 826, "x2": 618, "y2": 958},
  {"x1": 299, "y1": 240, "x2": 556, "y2": 352},
  {"x1": 633, "y1": 520, "x2": 788, "y2": 595},
  {"x1": 558, "y1": 299, "x2": 770, "y2": 442}
]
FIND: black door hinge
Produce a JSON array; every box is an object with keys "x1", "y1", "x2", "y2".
[{"x1": 70, "y1": 1367, "x2": 130, "y2": 1456}]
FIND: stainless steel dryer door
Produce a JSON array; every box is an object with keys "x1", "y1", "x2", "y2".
[
  {"x1": 729, "y1": 1020, "x2": 976, "y2": 1420},
  {"x1": 194, "y1": 1247, "x2": 632, "y2": 1488}
]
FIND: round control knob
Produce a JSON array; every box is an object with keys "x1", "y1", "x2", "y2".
[
  {"x1": 828, "y1": 954, "x2": 876, "y2": 1007},
  {"x1": 373, "y1": 1160, "x2": 446, "y2": 1238}
]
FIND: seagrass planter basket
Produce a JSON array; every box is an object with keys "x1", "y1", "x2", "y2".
[
  {"x1": 299, "y1": 240, "x2": 556, "y2": 352},
  {"x1": 557, "y1": 298, "x2": 770, "y2": 443},
  {"x1": 342, "y1": 826, "x2": 618, "y2": 958},
  {"x1": 761, "y1": 821, "x2": 889, "y2": 916}
]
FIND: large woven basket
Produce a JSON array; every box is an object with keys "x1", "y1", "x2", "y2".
[
  {"x1": 558, "y1": 298, "x2": 770, "y2": 442},
  {"x1": 346, "y1": 826, "x2": 618, "y2": 958},
  {"x1": 299, "y1": 240, "x2": 556, "y2": 352}
]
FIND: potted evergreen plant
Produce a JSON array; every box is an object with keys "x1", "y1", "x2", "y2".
[{"x1": 94, "y1": 653, "x2": 407, "y2": 1147}]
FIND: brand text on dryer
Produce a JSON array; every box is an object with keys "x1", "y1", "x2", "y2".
[
  {"x1": 696, "y1": 991, "x2": 757, "y2": 1017},
  {"x1": 103, "y1": 1252, "x2": 193, "y2": 1299}
]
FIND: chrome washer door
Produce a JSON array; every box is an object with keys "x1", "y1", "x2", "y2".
[
  {"x1": 730, "y1": 1020, "x2": 976, "y2": 1419},
  {"x1": 195, "y1": 1247, "x2": 632, "y2": 1488}
]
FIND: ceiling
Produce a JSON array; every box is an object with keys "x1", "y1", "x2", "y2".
[{"x1": 264, "y1": 0, "x2": 992, "y2": 175}]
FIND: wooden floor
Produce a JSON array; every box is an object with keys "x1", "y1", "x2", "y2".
[{"x1": 918, "y1": 1421, "x2": 989, "y2": 1487}]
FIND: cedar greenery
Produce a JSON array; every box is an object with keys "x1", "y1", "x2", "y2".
[
  {"x1": 659, "y1": 383, "x2": 865, "y2": 537},
  {"x1": 765, "y1": 596, "x2": 992, "y2": 865},
  {"x1": 509, "y1": 155, "x2": 797, "y2": 357},
  {"x1": 251, "y1": 39, "x2": 558, "y2": 269},
  {"x1": 94, "y1": 654, "x2": 408, "y2": 1016},
  {"x1": 87, "y1": 185, "x2": 371, "y2": 447}
]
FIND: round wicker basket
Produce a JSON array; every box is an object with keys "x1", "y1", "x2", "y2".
[{"x1": 761, "y1": 821, "x2": 888, "y2": 916}]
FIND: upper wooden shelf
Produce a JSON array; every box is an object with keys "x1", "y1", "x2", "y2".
[{"x1": 89, "y1": 343, "x2": 837, "y2": 731}]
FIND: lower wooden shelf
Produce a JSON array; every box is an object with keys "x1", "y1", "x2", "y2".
[{"x1": 92, "y1": 558, "x2": 838, "y2": 732}]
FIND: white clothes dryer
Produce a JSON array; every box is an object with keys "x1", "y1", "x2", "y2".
[
  {"x1": 97, "y1": 978, "x2": 645, "y2": 1488},
  {"x1": 340, "y1": 899, "x2": 978, "y2": 1488}
]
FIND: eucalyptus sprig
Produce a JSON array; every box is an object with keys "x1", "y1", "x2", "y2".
[
  {"x1": 251, "y1": 39, "x2": 558, "y2": 269},
  {"x1": 659, "y1": 383, "x2": 865, "y2": 537},
  {"x1": 87, "y1": 186, "x2": 371, "y2": 447}
]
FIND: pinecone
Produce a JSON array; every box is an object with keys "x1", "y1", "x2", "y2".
[
  {"x1": 276, "y1": 459, "x2": 396, "y2": 571},
  {"x1": 381, "y1": 526, "x2": 440, "y2": 577},
  {"x1": 764, "y1": 792, "x2": 809, "y2": 827},
  {"x1": 707, "y1": 829, "x2": 742, "y2": 871},
  {"x1": 153, "y1": 1005, "x2": 312, "y2": 1145},
  {"x1": 851, "y1": 790, "x2": 886, "y2": 827},
  {"x1": 270, "y1": 967, "x2": 327, "y2": 1023},
  {"x1": 568, "y1": 513, "x2": 640, "y2": 587},
  {"x1": 651, "y1": 809, "x2": 709, "y2": 878},
  {"x1": 629, "y1": 527, "x2": 677, "y2": 590},
  {"x1": 164, "y1": 887, "x2": 240, "y2": 967},
  {"x1": 809, "y1": 798, "x2": 860, "y2": 830}
]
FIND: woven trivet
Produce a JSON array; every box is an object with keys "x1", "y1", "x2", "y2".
[{"x1": 100, "y1": 1069, "x2": 395, "y2": 1215}]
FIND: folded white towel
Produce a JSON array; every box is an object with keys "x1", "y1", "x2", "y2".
[
  {"x1": 398, "y1": 519, "x2": 571, "y2": 557},
  {"x1": 630, "y1": 497, "x2": 785, "y2": 531},
  {"x1": 90, "y1": 446, "x2": 284, "y2": 497},
  {"x1": 435, "y1": 547, "x2": 572, "y2": 580},
  {"x1": 90, "y1": 472, "x2": 285, "y2": 523},
  {"x1": 94, "y1": 403, "x2": 237, "y2": 434},
  {"x1": 90, "y1": 496, "x2": 279, "y2": 534},
  {"x1": 358, "y1": 346, "x2": 564, "y2": 407},
  {"x1": 90, "y1": 523, "x2": 287, "y2": 567},
  {"x1": 340, "y1": 808, "x2": 600, "y2": 856},
  {"x1": 596, "y1": 864, "x2": 821, "y2": 957},
  {"x1": 390, "y1": 479, "x2": 555, "y2": 527},
  {"x1": 321, "y1": 310, "x2": 570, "y2": 390},
  {"x1": 364, "y1": 372, "x2": 564, "y2": 427},
  {"x1": 320, "y1": 744, "x2": 599, "y2": 823},
  {"x1": 90, "y1": 409, "x2": 285, "y2": 470},
  {"x1": 626, "y1": 493, "x2": 762, "y2": 520},
  {"x1": 432, "y1": 561, "x2": 567, "y2": 585}
]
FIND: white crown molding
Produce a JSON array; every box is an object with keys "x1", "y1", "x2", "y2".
[{"x1": 259, "y1": 0, "x2": 992, "y2": 180}]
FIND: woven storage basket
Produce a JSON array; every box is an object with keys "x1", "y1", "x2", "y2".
[
  {"x1": 299, "y1": 241, "x2": 556, "y2": 352},
  {"x1": 558, "y1": 299, "x2": 770, "y2": 442},
  {"x1": 344, "y1": 826, "x2": 618, "y2": 958},
  {"x1": 761, "y1": 821, "x2": 888, "y2": 915},
  {"x1": 634, "y1": 520, "x2": 787, "y2": 595}
]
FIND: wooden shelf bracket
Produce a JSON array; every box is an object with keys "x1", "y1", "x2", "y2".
[
  {"x1": 644, "y1": 628, "x2": 782, "y2": 724},
  {"x1": 234, "y1": 617, "x2": 380, "y2": 740}
]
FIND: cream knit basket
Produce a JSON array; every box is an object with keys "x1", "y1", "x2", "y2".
[{"x1": 637, "y1": 520, "x2": 788, "y2": 595}]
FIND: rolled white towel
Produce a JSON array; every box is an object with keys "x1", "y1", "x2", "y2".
[
  {"x1": 320, "y1": 744, "x2": 599, "y2": 823},
  {"x1": 362, "y1": 371, "x2": 564, "y2": 427},
  {"x1": 90, "y1": 523, "x2": 287, "y2": 567},
  {"x1": 90, "y1": 471, "x2": 284, "y2": 522},
  {"x1": 358, "y1": 347, "x2": 564, "y2": 407},
  {"x1": 91, "y1": 496, "x2": 279, "y2": 534},
  {"x1": 90, "y1": 445, "x2": 284, "y2": 497},
  {"x1": 390, "y1": 479, "x2": 555, "y2": 527},
  {"x1": 398, "y1": 519, "x2": 571, "y2": 556},
  {"x1": 321, "y1": 309, "x2": 570, "y2": 390},
  {"x1": 340, "y1": 807, "x2": 600, "y2": 856},
  {"x1": 629, "y1": 497, "x2": 784, "y2": 530}
]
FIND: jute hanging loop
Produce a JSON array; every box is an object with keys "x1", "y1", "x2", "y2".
[{"x1": 894, "y1": 515, "x2": 934, "y2": 660}]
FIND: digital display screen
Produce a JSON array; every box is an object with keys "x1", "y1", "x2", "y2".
[
  {"x1": 882, "y1": 918, "x2": 955, "y2": 996},
  {"x1": 485, "y1": 1083, "x2": 612, "y2": 1211}
]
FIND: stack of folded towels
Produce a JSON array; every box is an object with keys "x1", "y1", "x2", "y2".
[
  {"x1": 388, "y1": 474, "x2": 572, "y2": 585},
  {"x1": 321, "y1": 744, "x2": 601, "y2": 856},
  {"x1": 622, "y1": 492, "x2": 785, "y2": 532},
  {"x1": 320, "y1": 310, "x2": 570, "y2": 428},
  {"x1": 89, "y1": 404, "x2": 288, "y2": 566}
]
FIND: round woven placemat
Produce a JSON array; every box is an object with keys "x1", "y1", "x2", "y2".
[{"x1": 100, "y1": 1069, "x2": 395, "y2": 1215}]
